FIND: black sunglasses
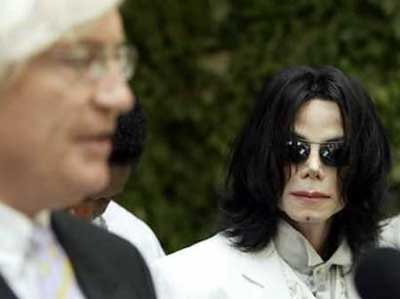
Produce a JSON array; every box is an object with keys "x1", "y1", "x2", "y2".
[{"x1": 284, "y1": 137, "x2": 348, "y2": 167}]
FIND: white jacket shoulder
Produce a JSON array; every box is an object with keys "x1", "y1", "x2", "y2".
[{"x1": 101, "y1": 201, "x2": 165, "y2": 262}]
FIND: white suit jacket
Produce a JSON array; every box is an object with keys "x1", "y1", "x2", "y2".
[{"x1": 151, "y1": 234, "x2": 359, "y2": 299}]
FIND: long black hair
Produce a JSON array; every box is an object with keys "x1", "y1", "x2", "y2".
[{"x1": 220, "y1": 66, "x2": 391, "y2": 260}]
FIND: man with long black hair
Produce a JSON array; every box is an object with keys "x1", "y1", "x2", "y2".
[{"x1": 152, "y1": 66, "x2": 392, "y2": 299}]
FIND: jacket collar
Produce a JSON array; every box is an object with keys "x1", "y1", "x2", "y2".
[
  {"x1": 0, "y1": 277, "x2": 17, "y2": 299},
  {"x1": 51, "y1": 211, "x2": 120, "y2": 299}
]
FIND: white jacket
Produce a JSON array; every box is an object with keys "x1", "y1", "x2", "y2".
[{"x1": 151, "y1": 233, "x2": 359, "y2": 299}]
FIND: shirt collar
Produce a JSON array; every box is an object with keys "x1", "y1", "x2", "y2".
[
  {"x1": 274, "y1": 220, "x2": 353, "y2": 274},
  {"x1": 0, "y1": 201, "x2": 50, "y2": 267}
]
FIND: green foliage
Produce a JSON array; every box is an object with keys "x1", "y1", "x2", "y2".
[{"x1": 119, "y1": 0, "x2": 400, "y2": 252}]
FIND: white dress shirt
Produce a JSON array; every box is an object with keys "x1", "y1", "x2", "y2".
[
  {"x1": 0, "y1": 202, "x2": 85, "y2": 299},
  {"x1": 93, "y1": 201, "x2": 165, "y2": 263}
]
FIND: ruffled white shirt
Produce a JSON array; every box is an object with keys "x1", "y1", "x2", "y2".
[{"x1": 274, "y1": 221, "x2": 354, "y2": 299}]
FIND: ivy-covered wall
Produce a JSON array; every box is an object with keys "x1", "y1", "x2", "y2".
[{"x1": 120, "y1": 0, "x2": 400, "y2": 252}]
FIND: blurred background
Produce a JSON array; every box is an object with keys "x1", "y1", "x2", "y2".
[{"x1": 119, "y1": 0, "x2": 400, "y2": 253}]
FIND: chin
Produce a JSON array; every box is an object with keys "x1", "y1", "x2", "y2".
[
  {"x1": 299, "y1": 216, "x2": 325, "y2": 224},
  {"x1": 68, "y1": 163, "x2": 110, "y2": 199},
  {"x1": 87, "y1": 168, "x2": 109, "y2": 194},
  {"x1": 287, "y1": 211, "x2": 327, "y2": 225}
]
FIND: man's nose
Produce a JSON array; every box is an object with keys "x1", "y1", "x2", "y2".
[
  {"x1": 301, "y1": 145, "x2": 324, "y2": 180},
  {"x1": 94, "y1": 73, "x2": 134, "y2": 114}
]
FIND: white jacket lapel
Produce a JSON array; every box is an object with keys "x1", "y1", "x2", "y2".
[{"x1": 234, "y1": 243, "x2": 292, "y2": 299}]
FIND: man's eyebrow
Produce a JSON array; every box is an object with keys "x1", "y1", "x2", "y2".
[{"x1": 293, "y1": 132, "x2": 345, "y2": 143}]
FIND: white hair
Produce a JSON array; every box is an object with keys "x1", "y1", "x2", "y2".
[{"x1": 0, "y1": 0, "x2": 122, "y2": 86}]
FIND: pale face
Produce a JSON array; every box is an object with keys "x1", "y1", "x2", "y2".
[
  {"x1": 279, "y1": 99, "x2": 345, "y2": 233},
  {"x1": 0, "y1": 10, "x2": 133, "y2": 216}
]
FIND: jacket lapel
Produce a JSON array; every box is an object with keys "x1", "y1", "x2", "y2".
[
  {"x1": 51, "y1": 211, "x2": 119, "y2": 299},
  {"x1": 0, "y1": 275, "x2": 17, "y2": 299},
  {"x1": 236, "y1": 243, "x2": 292, "y2": 299}
]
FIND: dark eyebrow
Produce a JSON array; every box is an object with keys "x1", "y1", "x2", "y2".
[{"x1": 293, "y1": 132, "x2": 345, "y2": 143}]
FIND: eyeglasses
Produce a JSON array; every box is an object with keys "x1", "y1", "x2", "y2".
[
  {"x1": 284, "y1": 137, "x2": 348, "y2": 167},
  {"x1": 42, "y1": 43, "x2": 137, "y2": 81}
]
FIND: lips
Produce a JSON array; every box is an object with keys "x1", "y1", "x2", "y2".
[
  {"x1": 290, "y1": 190, "x2": 330, "y2": 200},
  {"x1": 78, "y1": 133, "x2": 113, "y2": 156}
]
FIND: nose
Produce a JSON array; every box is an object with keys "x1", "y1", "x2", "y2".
[
  {"x1": 300, "y1": 145, "x2": 324, "y2": 180},
  {"x1": 94, "y1": 72, "x2": 134, "y2": 115}
]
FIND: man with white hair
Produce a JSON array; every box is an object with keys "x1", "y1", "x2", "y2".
[{"x1": 0, "y1": 0, "x2": 156, "y2": 298}]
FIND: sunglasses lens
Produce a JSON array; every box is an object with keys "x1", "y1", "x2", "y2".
[
  {"x1": 285, "y1": 138, "x2": 348, "y2": 167},
  {"x1": 285, "y1": 140, "x2": 310, "y2": 164},
  {"x1": 320, "y1": 143, "x2": 348, "y2": 167}
]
